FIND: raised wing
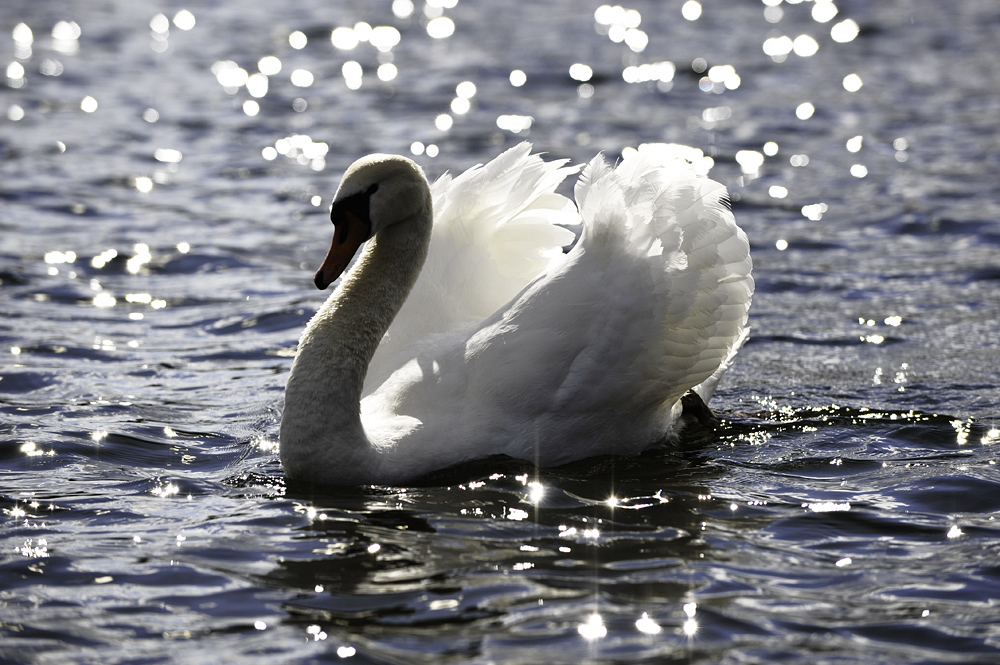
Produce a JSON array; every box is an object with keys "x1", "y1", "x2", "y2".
[{"x1": 364, "y1": 143, "x2": 580, "y2": 394}]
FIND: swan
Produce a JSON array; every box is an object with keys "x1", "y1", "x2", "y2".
[{"x1": 279, "y1": 142, "x2": 753, "y2": 486}]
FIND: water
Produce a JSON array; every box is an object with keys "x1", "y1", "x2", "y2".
[{"x1": 3, "y1": 0, "x2": 1000, "y2": 662}]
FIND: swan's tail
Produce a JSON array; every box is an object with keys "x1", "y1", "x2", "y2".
[
  {"x1": 575, "y1": 144, "x2": 754, "y2": 409},
  {"x1": 692, "y1": 325, "x2": 750, "y2": 403}
]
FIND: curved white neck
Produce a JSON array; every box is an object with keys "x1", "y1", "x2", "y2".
[{"x1": 279, "y1": 207, "x2": 431, "y2": 482}]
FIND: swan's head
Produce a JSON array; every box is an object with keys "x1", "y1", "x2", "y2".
[{"x1": 314, "y1": 154, "x2": 429, "y2": 289}]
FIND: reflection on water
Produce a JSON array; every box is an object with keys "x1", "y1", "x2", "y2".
[
  {"x1": 247, "y1": 407, "x2": 1000, "y2": 661},
  {"x1": 3, "y1": 0, "x2": 1000, "y2": 662},
  {"x1": 272, "y1": 447, "x2": 725, "y2": 658}
]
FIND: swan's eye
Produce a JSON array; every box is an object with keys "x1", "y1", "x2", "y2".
[
  {"x1": 336, "y1": 219, "x2": 351, "y2": 245},
  {"x1": 330, "y1": 183, "x2": 377, "y2": 244}
]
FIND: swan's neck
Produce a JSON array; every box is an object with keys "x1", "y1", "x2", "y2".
[{"x1": 280, "y1": 207, "x2": 431, "y2": 482}]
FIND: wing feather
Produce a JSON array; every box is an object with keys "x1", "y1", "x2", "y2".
[{"x1": 364, "y1": 143, "x2": 580, "y2": 394}]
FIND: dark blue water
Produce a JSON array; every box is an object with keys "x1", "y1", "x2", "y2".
[{"x1": 3, "y1": 1, "x2": 1000, "y2": 663}]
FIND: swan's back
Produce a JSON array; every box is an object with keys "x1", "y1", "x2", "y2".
[{"x1": 361, "y1": 143, "x2": 752, "y2": 472}]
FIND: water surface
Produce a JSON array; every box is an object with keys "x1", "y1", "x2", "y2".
[{"x1": 3, "y1": 1, "x2": 1000, "y2": 663}]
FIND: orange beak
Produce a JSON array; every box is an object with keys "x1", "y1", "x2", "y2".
[{"x1": 313, "y1": 210, "x2": 371, "y2": 289}]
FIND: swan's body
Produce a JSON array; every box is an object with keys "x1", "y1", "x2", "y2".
[{"x1": 279, "y1": 143, "x2": 753, "y2": 486}]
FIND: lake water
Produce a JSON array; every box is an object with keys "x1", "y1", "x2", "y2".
[{"x1": 3, "y1": 0, "x2": 1000, "y2": 663}]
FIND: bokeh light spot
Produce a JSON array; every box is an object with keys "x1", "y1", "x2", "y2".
[
  {"x1": 427, "y1": 17, "x2": 455, "y2": 39},
  {"x1": 843, "y1": 73, "x2": 863, "y2": 91},
  {"x1": 681, "y1": 1, "x2": 702, "y2": 21}
]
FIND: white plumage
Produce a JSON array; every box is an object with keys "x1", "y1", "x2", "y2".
[{"x1": 279, "y1": 143, "x2": 753, "y2": 485}]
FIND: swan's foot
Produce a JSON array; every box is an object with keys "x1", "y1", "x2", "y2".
[{"x1": 679, "y1": 389, "x2": 719, "y2": 431}]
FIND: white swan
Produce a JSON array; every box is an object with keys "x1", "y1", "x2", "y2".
[{"x1": 279, "y1": 143, "x2": 753, "y2": 486}]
